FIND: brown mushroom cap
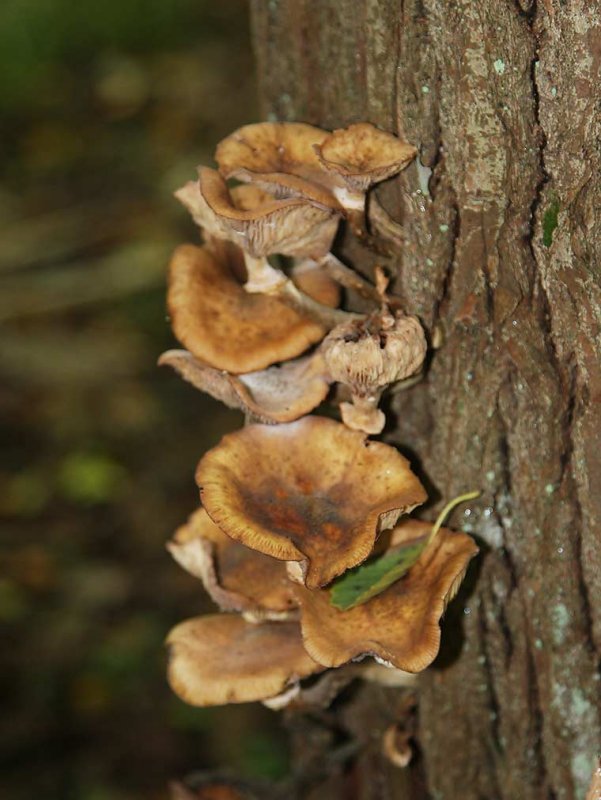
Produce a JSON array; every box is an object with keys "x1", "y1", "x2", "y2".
[
  {"x1": 290, "y1": 260, "x2": 341, "y2": 309},
  {"x1": 198, "y1": 167, "x2": 339, "y2": 259},
  {"x1": 166, "y1": 615, "x2": 322, "y2": 706},
  {"x1": 314, "y1": 123, "x2": 417, "y2": 193},
  {"x1": 295, "y1": 519, "x2": 478, "y2": 671},
  {"x1": 159, "y1": 350, "x2": 331, "y2": 424},
  {"x1": 196, "y1": 417, "x2": 427, "y2": 589},
  {"x1": 168, "y1": 244, "x2": 327, "y2": 373},
  {"x1": 168, "y1": 508, "x2": 298, "y2": 617},
  {"x1": 215, "y1": 121, "x2": 330, "y2": 185}
]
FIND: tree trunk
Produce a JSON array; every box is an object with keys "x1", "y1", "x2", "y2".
[{"x1": 250, "y1": 2, "x2": 601, "y2": 798}]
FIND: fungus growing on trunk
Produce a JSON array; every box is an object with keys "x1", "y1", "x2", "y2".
[
  {"x1": 196, "y1": 416, "x2": 426, "y2": 589},
  {"x1": 322, "y1": 304, "x2": 427, "y2": 434},
  {"x1": 215, "y1": 121, "x2": 330, "y2": 187},
  {"x1": 216, "y1": 122, "x2": 417, "y2": 246},
  {"x1": 167, "y1": 507, "x2": 297, "y2": 619},
  {"x1": 166, "y1": 615, "x2": 322, "y2": 706},
  {"x1": 158, "y1": 350, "x2": 332, "y2": 424},
  {"x1": 314, "y1": 122, "x2": 417, "y2": 208},
  {"x1": 294, "y1": 519, "x2": 478, "y2": 671},
  {"x1": 167, "y1": 244, "x2": 328, "y2": 373}
]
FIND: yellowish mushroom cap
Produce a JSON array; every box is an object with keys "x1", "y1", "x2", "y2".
[
  {"x1": 295, "y1": 519, "x2": 478, "y2": 671},
  {"x1": 167, "y1": 244, "x2": 327, "y2": 373},
  {"x1": 166, "y1": 615, "x2": 322, "y2": 706},
  {"x1": 196, "y1": 417, "x2": 427, "y2": 589}
]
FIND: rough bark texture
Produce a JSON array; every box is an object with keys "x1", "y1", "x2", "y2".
[{"x1": 250, "y1": 2, "x2": 601, "y2": 799}]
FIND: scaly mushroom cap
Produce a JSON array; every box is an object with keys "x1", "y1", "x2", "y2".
[
  {"x1": 314, "y1": 123, "x2": 417, "y2": 193},
  {"x1": 159, "y1": 350, "x2": 331, "y2": 424},
  {"x1": 215, "y1": 121, "x2": 330, "y2": 185},
  {"x1": 296, "y1": 519, "x2": 478, "y2": 671},
  {"x1": 322, "y1": 310, "x2": 427, "y2": 394},
  {"x1": 168, "y1": 244, "x2": 327, "y2": 373},
  {"x1": 198, "y1": 167, "x2": 339, "y2": 258},
  {"x1": 196, "y1": 417, "x2": 427, "y2": 589},
  {"x1": 168, "y1": 508, "x2": 298, "y2": 618},
  {"x1": 166, "y1": 615, "x2": 322, "y2": 706}
]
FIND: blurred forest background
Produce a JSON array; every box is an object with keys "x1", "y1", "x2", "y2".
[{"x1": 0, "y1": 2, "x2": 290, "y2": 798}]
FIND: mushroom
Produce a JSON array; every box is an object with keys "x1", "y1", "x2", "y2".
[
  {"x1": 314, "y1": 123, "x2": 417, "y2": 237},
  {"x1": 168, "y1": 244, "x2": 329, "y2": 373},
  {"x1": 196, "y1": 416, "x2": 426, "y2": 589},
  {"x1": 176, "y1": 169, "x2": 340, "y2": 261},
  {"x1": 167, "y1": 508, "x2": 298, "y2": 620},
  {"x1": 166, "y1": 615, "x2": 323, "y2": 706},
  {"x1": 321, "y1": 302, "x2": 427, "y2": 434},
  {"x1": 294, "y1": 519, "x2": 478, "y2": 671},
  {"x1": 175, "y1": 174, "x2": 352, "y2": 328},
  {"x1": 215, "y1": 121, "x2": 331, "y2": 188},
  {"x1": 158, "y1": 350, "x2": 332, "y2": 424}
]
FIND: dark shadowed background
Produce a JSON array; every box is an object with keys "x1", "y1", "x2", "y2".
[{"x1": 0, "y1": 2, "x2": 290, "y2": 798}]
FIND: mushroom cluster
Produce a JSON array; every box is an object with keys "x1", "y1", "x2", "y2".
[{"x1": 162, "y1": 121, "x2": 478, "y2": 710}]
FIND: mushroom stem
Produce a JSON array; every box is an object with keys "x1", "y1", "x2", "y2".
[
  {"x1": 340, "y1": 392, "x2": 386, "y2": 435},
  {"x1": 317, "y1": 253, "x2": 381, "y2": 302},
  {"x1": 243, "y1": 253, "x2": 360, "y2": 329},
  {"x1": 273, "y1": 277, "x2": 362, "y2": 328},
  {"x1": 242, "y1": 253, "x2": 287, "y2": 293}
]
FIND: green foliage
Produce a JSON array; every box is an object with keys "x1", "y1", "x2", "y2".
[
  {"x1": 329, "y1": 537, "x2": 428, "y2": 611},
  {"x1": 329, "y1": 491, "x2": 480, "y2": 611},
  {"x1": 240, "y1": 733, "x2": 290, "y2": 781},
  {"x1": 0, "y1": 0, "x2": 219, "y2": 113},
  {"x1": 57, "y1": 451, "x2": 127, "y2": 505},
  {"x1": 542, "y1": 195, "x2": 560, "y2": 247}
]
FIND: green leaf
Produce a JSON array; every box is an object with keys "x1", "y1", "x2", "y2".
[{"x1": 329, "y1": 491, "x2": 480, "y2": 611}]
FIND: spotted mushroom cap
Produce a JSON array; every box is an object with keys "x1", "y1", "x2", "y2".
[
  {"x1": 295, "y1": 519, "x2": 478, "y2": 671},
  {"x1": 167, "y1": 507, "x2": 298, "y2": 618},
  {"x1": 167, "y1": 244, "x2": 328, "y2": 373},
  {"x1": 196, "y1": 416, "x2": 427, "y2": 589},
  {"x1": 166, "y1": 615, "x2": 322, "y2": 706},
  {"x1": 314, "y1": 122, "x2": 417, "y2": 193}
]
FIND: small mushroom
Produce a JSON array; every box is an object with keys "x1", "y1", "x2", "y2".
[
  {"x1": 176, "y1": 175, "x2": 353, "y2": 328},
  {"x1": 322, "y1": 305, "x2": 427, "y2": 434},
  {"x1": 295, "y1": 519, "x2": 478, "y2": 670},
  {"x1": 196, "y1": 416, "x2": 426, "y2": 589},
  {"x1": 166, "y1": 615, "x2": 323, "y2": 706},
  {"x1": 215, "y1": 121, "x2": 330, "y2": 187},
  {"x1": 167, "y1": 508, "x2": 298, "y2": 619},
  {"x1": 168, "y1": 244, "x2": 328, "y2": 373},
  {"x1": 159, "y1": 350, "x2": 332, "y2": 424},
  {"x1": 201, "y1": 168, "x2": 340, "y2": 259},
  {"x1": 314, "y1": 123, "x2": 417, "y2": 235}
]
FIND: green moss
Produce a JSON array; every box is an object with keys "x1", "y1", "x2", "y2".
[{"x1": 542, "y1": 196, "x2": 560, "y2": 247}]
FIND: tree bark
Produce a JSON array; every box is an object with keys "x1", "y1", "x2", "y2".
[{"x1": 250, "y1": 2, "x2": 601, "y2": 799}]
